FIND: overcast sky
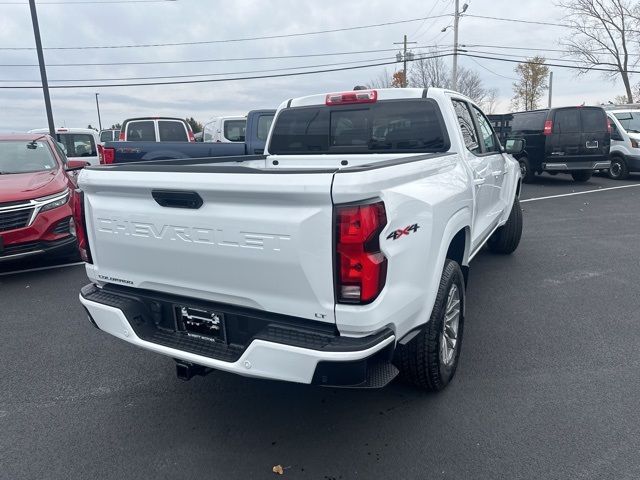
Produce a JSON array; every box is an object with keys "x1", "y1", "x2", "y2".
[{"x1": 0, "y1": 0, "x2": 631, "y2": 132}]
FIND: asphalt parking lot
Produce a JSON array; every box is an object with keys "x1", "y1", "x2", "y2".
[{"x1": 1, "y1": 173, "x2": 640, "y2": 480}]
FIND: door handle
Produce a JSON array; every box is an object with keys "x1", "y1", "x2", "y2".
[{"x1": 473, "y1": 178, "x2": 486, "y2": 186}]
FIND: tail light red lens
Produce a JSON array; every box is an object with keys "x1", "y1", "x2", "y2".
[
  {"x1": 101, "y1": 147, "x2": 115, "y2": 164},
  {"x1": 72, "y1": 189, "x2": 92, "y2": 264},
  {"x1": 118, "y1": 130, "x2": 125, "y2": 141},
  {"x1": 607, "y1": 118, "x2": 612, "y2": 134},
  {"x1": 543, "y1": 120, "x2": 553, "y2": 135},
  {"x1": 335, "y1": 201, "x2": 387, "y2": 304}
]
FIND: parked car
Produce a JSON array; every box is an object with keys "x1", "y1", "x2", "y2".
[
  {"x1": 29, "y1": 127, "x2": 100, "y2": 166},
  {"x1": 506, "y1": 106, "x2": 611, "y2": 183},
  {"x1": 118, "y1": 117, "x2": 195, "y2": 142},
  {"x1": 99, "y1": 129, "x2": 120, "y2": 143},
  {"x1": 100, "y1": 110, "x2": 275, "y2": 163},
  {"x1": 203, "y1": 116, "x2": 247, "y2": 143},
  {"x1": 605, "y1": 107, "x2": 640, "y2": 179},
  {"x1": 78, "y1": 88, "x2": 523, "y2": 391},
  {"x1": 0, "y1": 134, "x2": 87, "y2": 264}
]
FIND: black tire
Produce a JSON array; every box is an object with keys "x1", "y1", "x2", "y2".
[
  {"x1": 608, "y1": 156, "x2": 629, "y2": 180},
  {"x1": 488, "y1": 197, "x2": 523, "y2": 254},
  {"x1": 518, "y1": 157, "x2": 536, "y2": 183},
  {"x1": 571, "y1": 170, "x2": 592, "y2": 182},
  {"x1": 396, "y1": 259, "x2": 465, "y2": 392}
]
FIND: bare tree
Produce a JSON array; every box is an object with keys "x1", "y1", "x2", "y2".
[
  {"x1": 456, "y1": 67, "x2": 487, "y2": 105},
  {"x1": 557, "y1": 0, "x2": 639, "y2": 103},
  {"x1": 511, "y1": 57, "x2": 550, "y2": 110},
  {"x1": 408, "y1": 54, "x2": 488, "y2": 105},
  {"x1": 481, "y1": 88, "x2": 500, "y2": 114},
  {"x1": 368, "y1": 68, "x2": 395, "y2": 89},
  {"x1": 409, "y1": 51, "x2": 450, "y2": 88}
]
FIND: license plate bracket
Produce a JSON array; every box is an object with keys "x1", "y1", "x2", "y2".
[
  {"x1": 175, "y1": 305, "x2": 226, "y2": 343},
  {"x1": 586, "y1": 140, "x2": 599, "y2": 149}
]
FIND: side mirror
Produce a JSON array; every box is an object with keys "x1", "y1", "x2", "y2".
[
  {"x1": 505, "y1": 138, "x2": 525, "y2": 155},
  {"x1": 65, "y1": 159, "x2": 90, "y2": 171}
]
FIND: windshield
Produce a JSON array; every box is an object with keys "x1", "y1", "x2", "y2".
[
  {"x1": 614, "y1": 112, "x2": 640, "y2": 133},
  {"x1": 0, "y1": 140, "x2": 58, "y2": 174},
  {"x1": 269, "y1": 99, "x2": 449, "y2": 155}
]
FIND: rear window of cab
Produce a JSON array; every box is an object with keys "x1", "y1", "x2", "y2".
[{"x1": 269, "y1": 99, "x2": 450, "y2": 154}]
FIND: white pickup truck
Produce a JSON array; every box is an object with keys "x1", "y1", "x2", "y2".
[{"x1": 77, "y1": 88, "x2": 523, "y2": 391}]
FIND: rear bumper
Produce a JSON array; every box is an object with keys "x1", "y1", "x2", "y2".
[
  {"x1": 542, "y1": 160, "x2": 611, "y2": 171},
  {"x1": 79, "y1": 284, "x2": 396, "y2": 386}
]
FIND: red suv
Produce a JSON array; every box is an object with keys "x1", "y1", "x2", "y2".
[{"x1": 0, "y1": 134, "x2": 86, "y2": 263}]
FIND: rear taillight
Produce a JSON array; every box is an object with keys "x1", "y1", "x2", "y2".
[
  {"x1": 101, "y1": 147, "x2": 115, "y2": 164},
  {"x1": 335, "y1": 201, "x2": 387, "y2": 304},
  {"x1": 326, "y1": 89, "x2": 377, "y2": 106},
  {"x1": 543, "y1": 120, "x2": 553, "y2": 135},
  {"x1": 72, "y1": 190, "x2": 92, "y2": 264},
  {"x1": 118, "y1": 130, "x2": 125, "y2": 141},
  {"x1": 607, "y1": 118, "x2": 612, "y2": 134},
  {"x1": 97, "y1": 144, "x2": 103, "y2": 163},
  {"x1": 631, "y1": 138, "x2": 639, "y2": 148},
  {"x1": 187, "y1": 128, "x2": 195, "y2": 142}
]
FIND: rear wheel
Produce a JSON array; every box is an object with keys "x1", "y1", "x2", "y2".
[
  {"x1": 396, "y1": 259, "x2": 465, "y2": 392},
  {"x1": 609, "y1": 156, "x2": 629, "y2": 180},
  {"x1": 571, "y1": 170, "x2": 593, "y2": 182},
  {"x1": 488, "y1": 197, "x2": 523, "y2": 254},
  {"x1": 519, "y1": 157, "x2": 536, "y2": 183}
]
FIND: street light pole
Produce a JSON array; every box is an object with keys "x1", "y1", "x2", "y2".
[
  {"x1": 95, "y1": 93, "x2": 102, "y2": 131},
  {"x1": 28, "y1": 0, "x2": 55, "y2": 136}
]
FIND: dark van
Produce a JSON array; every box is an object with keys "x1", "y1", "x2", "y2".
[{"x1": 508, "y1": 107, "x2": 610, "y2": 183}]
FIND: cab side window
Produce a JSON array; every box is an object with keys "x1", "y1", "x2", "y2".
[
  {"x1": 452, "y1": 99, "x2": 481, "y2": 154},
  {"x1": 472, "y1": 106, "x2": 499, "y2": 153}
]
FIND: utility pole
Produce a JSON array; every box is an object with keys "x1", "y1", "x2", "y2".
[
  {"x1": 394, "y1": 35, "x2": 417, "y2": 87},
  {"x1": 452, "y1": 0, "x2": 460, "y2": 91},
  {"x1": 548, "y1": 71, "x2": 553, "y2": 109},
  {"x1": 95, "y1": 93, "x2": 102, "y2": 131},
  {"x1": 28, "y1": 0, "x2": 55, "y2": 137},
  {"x1": 448, "y1": 1, "x2": 469, "y2": 91}
]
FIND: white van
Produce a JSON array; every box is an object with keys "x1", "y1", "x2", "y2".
[
  {"x1": 606, "y1": 107, "x2": 640, "y2": 179},
  {"x1": 202, "y1": 116, "x2": 246, "y2": 143},
  {"x1": 29, "y1": 127, "x2": 100, "y2": 166}
]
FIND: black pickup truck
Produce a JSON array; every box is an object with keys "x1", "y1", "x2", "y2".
[{"x1": 100, "y1": 109, "x2": 274, "y2": 164}]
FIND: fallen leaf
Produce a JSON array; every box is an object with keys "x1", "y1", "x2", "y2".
[{"x1": 272, "y1": 465, "x2": 284, "y2": 475}]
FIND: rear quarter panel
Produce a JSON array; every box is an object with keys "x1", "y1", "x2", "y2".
[{"x1": 332, "y1": 154, "x2": 473, "y2": 338}]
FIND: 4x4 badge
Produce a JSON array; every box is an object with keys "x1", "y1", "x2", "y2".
[{"x1": 386, "y1": 223, "x2": 420, "y2": 240}]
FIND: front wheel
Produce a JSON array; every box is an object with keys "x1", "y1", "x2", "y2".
[
  {"x1": 609, "y1": 157, "x2": 629, "y2": 180},
  {"x1": 571, "y1": 170, "x2": 593, "y2": 182},
  {"x1": 488, "y1": 197, "x2": 523, "y2": 254},
  {"x1": 396, "y1": 259, "x2": 465, "y2": 392}
]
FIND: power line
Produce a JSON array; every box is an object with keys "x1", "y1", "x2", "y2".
[
  {"x1": 0, "y1": 44, "x2": 454, "y2": 67},
  {"x1": 0, "y1": 14, "x2": 452, "y2": 51},
  {"x1": 463, "y1": 14, "x2": 567, "y2": 27},
  {"x1": 0, "y1": 52, "x2": 456, "y2": 89},
  {"x1": 0, "y1": 50, "x2": 453, "y2": 82},
  {"x1": 466, "y1": 57, "x2": 518, "y2": 80},
  {"x1": 461, "y1": 52, "x2": 636, "y2": 73},
  {"x1": 0, "y1": 51, "x2": 632, "y2": 90}
]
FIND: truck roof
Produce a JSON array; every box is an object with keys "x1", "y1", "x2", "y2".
[
  {"x1": 29, "y1": 127, "x2": 98, "y2": 135},
  {"x1": 284, "y1": 87, "x2": 472, "y2": 109}
]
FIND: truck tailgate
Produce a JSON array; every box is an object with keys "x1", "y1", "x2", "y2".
[{"x1": 79, "y1": 168, "x2": 336, "y2": 323}]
